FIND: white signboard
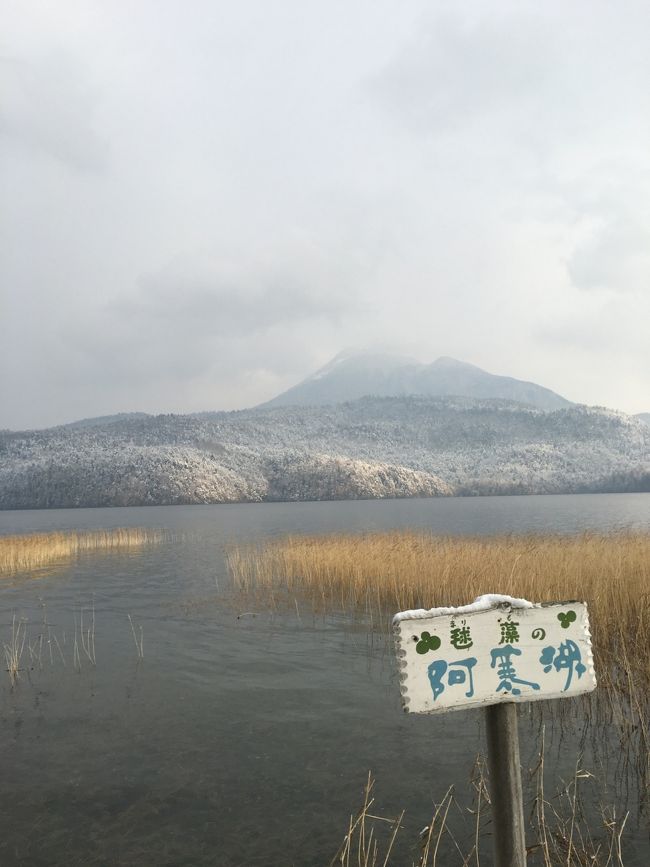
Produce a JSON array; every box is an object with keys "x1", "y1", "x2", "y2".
[{"x1": 394, "y1": 595, "x2": 596, "y2": 714}]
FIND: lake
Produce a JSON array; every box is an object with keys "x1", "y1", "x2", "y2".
[{"x1": 1, "y1": 494, "x2": 649, "y2": 865}]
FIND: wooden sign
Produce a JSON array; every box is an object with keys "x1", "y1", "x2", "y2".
[{"x1": 394, "y1": 594, "x2": 596, "y2": 714}]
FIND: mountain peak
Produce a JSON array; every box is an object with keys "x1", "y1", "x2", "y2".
[
  {"x1": 261, "y1": 352, "x2": 571, "y2": 410},
  {"x1": 430, "y1": 356, "x2": 478, "y2": 371},
  {"x1": 304, "y1": 350, "x2": 415, "y2": 384}
]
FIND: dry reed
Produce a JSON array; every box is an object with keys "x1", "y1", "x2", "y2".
[
  {"x1": 128, "y1": 613, "x2": 145, "y2": 659},
  {"x1": 333, "y1": 744, "x2": 629, "y2": 866},
  {"x1": 228, "y1": 531, "x2": 650, "y2": 706},
  {"x1": 0, "y1": 528, "x2": 165, "y2": 577},
  {"x1": 3, "y1": 614, "x2": 27, "y2": 686}
]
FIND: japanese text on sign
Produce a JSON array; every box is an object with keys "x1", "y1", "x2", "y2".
[{"x1": 394, "y1": 595, "x2": 596, "y2": 714}]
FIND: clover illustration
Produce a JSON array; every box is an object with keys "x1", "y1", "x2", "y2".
[
  {"x1": 414, "y1": 631, "x2": 441, "y2": 655},
  {"x1": 557, "y1": 610, "x2": 577, "y2": 629}
]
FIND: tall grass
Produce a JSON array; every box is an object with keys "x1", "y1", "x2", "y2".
[
  {"x1": 0, "y1": 528, "x2": 165, "y2": 577},
  {"x1": 332, "y1": 745, "x2": 629, "y2": 866},
  {"x1": 228, "y1": 531, "x2": 650, "y2": 710},
  {"x1": 3, "y1": 614, "x2": 27, "y2": 686}
]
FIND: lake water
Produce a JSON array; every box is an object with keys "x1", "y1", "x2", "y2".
[{"x1": 1, "y1": 494, "x2": 649, "y2": 866}]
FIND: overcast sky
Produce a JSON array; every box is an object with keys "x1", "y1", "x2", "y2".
[{"x1": 2, "y1": 0, "x2": 649, "y2": 429}]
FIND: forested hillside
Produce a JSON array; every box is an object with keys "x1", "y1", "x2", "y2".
[{"x1": 2, "y1": 397, "x2": 649, "y2": 508}]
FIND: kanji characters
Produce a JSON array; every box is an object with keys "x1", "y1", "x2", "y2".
[
  {"x1": 427, "y1": 657, "x2": 477, "y2": 701},
  {"x1": 539, "y1": 640, "x2": 586, "y2": 691},
  {"x1": 450, "y1": 618, "x2": 473, "y2": 650},
  {"x1": 499, "y1": 615, "x2": 520, "y2": 644},
  {"x1": 490, "y1": 646, "x2": 540, "y2": 696}
]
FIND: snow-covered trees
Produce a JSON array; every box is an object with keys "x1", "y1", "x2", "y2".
[{"x1": 1, "y1": 397, "x2": 648, "y2": 508}]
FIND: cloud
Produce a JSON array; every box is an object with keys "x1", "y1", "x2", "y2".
[
  {"x1": 371, "y1": 3, "x2": 650, "y2": 151},
  {"x1": 536, "y1": 291, "x2": 650, "y2": 357},
  {"x1": 2, "y1": 1, "x2": 650, "y2": 426},
  {"x1": 130, "y1": 250, "x2": 352, "y2": 337},
  {"x1": 567, "y1": 215, "x2": 650, "y2": 293},
  {"x1": 370, "y1": 5, "x2": 650, "y2": 311},
  {"x1": 0, "y1": 53, "x2": 108, "y2": 171},
  {"x1": 560, "y1": 166, "x2": 650, "y2": 294},
  {"x1": 370, "y1": 11, "x2": 553, "y2": 135},
  {"x1": 53, "y1": 235, "x2": 363, "y2": 396}
]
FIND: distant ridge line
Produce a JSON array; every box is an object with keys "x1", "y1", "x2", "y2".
[{"x1": 260, "y1": 351, "x2": 571, "y2": 411}]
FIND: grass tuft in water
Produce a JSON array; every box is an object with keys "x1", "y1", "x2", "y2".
[
  {"x1": 0, "y1": 528, "x2": 165, "y2": 577},
  {"x1": 3, "y1": 614, "x2": 27, "y2": 687}
]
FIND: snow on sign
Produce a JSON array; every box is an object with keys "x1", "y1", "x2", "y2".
[{"x1": 394, "y1": 595, "x2": 596, "y2": 714}]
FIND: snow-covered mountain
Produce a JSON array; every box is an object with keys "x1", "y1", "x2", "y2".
[
  {"x1": 2, "y1": 397, "x2": 648, "y2": 509},
  {"x1": 637, "y1": 413, "x2": 650, "y2": 426},
  {"x1": 61, "y1": 412, "x2": 151, "y2": 430},
  {"x1": 261, "y1": 352, "x2": 571, "y2": 411}
]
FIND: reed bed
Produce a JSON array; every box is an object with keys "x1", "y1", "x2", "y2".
[
  {"x1": 0, "y1": 528, "x2": 165, "y2": 577},
  {"x1": 228, "y1": 531, "x2": 650, "y2": 705}
]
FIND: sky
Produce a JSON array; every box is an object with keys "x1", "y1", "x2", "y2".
[{"x1": 2, "y1": 0, "x2": 649, "y2": 430}]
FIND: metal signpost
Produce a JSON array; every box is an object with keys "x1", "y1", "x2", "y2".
[{"x1": 393, "y1": 594, "x2": 597, "y2": 866}]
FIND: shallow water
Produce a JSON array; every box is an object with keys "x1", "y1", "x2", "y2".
[{"x1": 1, "y1": 494, "x2": 649, "y2": 865}]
